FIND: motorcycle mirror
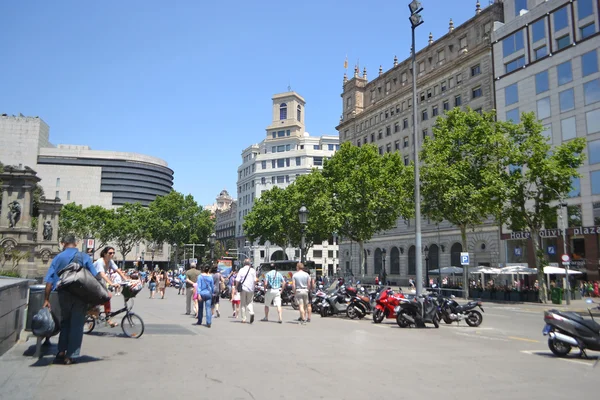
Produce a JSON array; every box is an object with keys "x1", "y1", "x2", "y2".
[
  {"x1": 586, "y1": 299, "x2": 594, "y2": 304},
  {"x1": 450, "y1": 295, "x2": 455, "y2": 299}
]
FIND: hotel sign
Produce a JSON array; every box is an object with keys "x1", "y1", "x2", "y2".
[{"x1": 510, "y1": 227, "x2": 600, "y2": 239}]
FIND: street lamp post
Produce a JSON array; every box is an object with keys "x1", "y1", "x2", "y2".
[
  {"x1": 550, "y1": 188, "x2": 570, "y2": 305},
  {"x1": 141, "y1": 250, "x2": 145, "y2": 271},
  {"x1": 151, "y1": 247, "x2": 155, "y2": 270},
  {"x1": 424, "y1": 245, "x2": 430, "y2": 289},
  {"x1": 299, "y1": 206, "x2": 308, "y2": 264},
  {"x1": 381, "y1": 248, "x2": 387, "y2": 285},
  {"x1": 209, "y1": 233, "x2": 216, "y2": 262},
  {"x1": 409, "y1": 0, "x2": 424, "y2": 297}
]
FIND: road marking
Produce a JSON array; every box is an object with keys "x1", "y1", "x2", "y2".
[
  {"x1": 508, "y1": 336, "x2": 540, "y2": 343},
  {"x1": 520, "y1": 350, "x2": 598, "y2": 367}
]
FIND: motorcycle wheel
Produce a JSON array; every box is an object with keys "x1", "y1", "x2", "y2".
[
  {"x1": 443, "y1": 315, "x2": 453, "y2": 324},
  {"x1": 465, "y1": 310, "x2": 483, "y2": 327},
  {"x1": 292, "y1": 300, "x2": 299, "y2": 311},
  {"x1": 432, "y1": 314, "x2": 440, "y2": 329},
  {"x1": 356, "y1": 308, "x2": 366, "y2": 320},
  {"x1": 320, "y1": 307, "x2": 328, "y2": 318},
  {"x1": 548, "y1": 337, "x2": 572, "y2": 357},
  {"x1": 396, "y1": 310, "x2": 411, "y2": 328},
  {"x1": 346, "y1": 305, "x2": 358, "y2": 319},
  {"x1": 373, "y1": 309, "x2": 384, "y2": 323}
]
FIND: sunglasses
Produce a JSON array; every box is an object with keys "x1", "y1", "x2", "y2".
[{"x1": 108, "y1": 252, "x2": 115, "y2": 255}]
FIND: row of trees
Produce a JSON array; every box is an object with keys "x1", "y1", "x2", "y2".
[
  {"x1": 59, "y1": 191, "x2": 214, "y2": 265},
  {"x1": 244, "y1": 109, "x2": 586, "y2": 301}
]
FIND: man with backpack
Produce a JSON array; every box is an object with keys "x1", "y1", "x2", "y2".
[{"x1": 43, "y1": 234, "x2": 114, "y2": 365}]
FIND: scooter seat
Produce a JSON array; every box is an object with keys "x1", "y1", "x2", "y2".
[{"x1": 557, "y1": 311, "x2": 600, "y2": 333}]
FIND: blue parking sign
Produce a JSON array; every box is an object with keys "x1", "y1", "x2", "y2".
[
  {"x1": 547, "y1": 246, "x2": 555, "y2": 255},
  {"x1": 514, "y1": 247, "x2": 522, "y2": 256},
  {"x1": 460, "y1": 252, "x2": 469, "y2": 265}
]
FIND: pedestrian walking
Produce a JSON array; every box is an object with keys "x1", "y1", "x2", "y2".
[
  {"x1": 178, "y1": 270, "x2": 186, "y2": 295},
  {"x1": 149, "y1": 272, "x2": 158, "y2": 299},
  {"x1": 195, "y1": 265, "x2": 214, "y2": 328},
  {"x1": 292, "y1": 262, "x2": 310, "y2": 325},
  {"x1": 184, "y1": 263, "x2": 200, "y2": 315},
  {"x1": 43, "y1": 235, "x2": 112, "y2": 365},
  {"x1": 211, "y1": 265, "x2": 224, "y2": 318},
  {"x1": 229, "y1": 270, "x2": 240, "y2": 318},
  {"x1": 93, "y1": 246, "x2": 129, "y2": 327},
  {"x1": 235, "y1": 259, "x2": 256, "y2": 324},
  {"x1": 261, "y1": 263, "x2": 284, "y2": 323},
  {"x1": 158, "y1": 271, "x2": 168, "y2": 299}
]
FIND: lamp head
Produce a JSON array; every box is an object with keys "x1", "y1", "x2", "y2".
[
  {"x1": 299, "y1": 205, "x2": 309, "y2": 225},
  {"x1": 408, "y1": 0, "x2": 423, "y2": 14},
  {"x1": 409, "y1": 13, "x2": 424, "y2": 28}
]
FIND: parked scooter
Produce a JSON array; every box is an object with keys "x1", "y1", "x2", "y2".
[
  {"x1": 311, "y1": 286, "x2": 328, "y2": 315},
  {"x1": 281, "y1": 282, "x2": 294, "y2": 306},
  {"x1": 254, "y1": 283, "x2": 265, "y2": 303},
  {"x1": 373, "y1": 288, "x2": 406, "y2": 323},
  {"x1": 346, "y1": 291, "x2": 373, "y2": 319},
  {"x1": 542, "y1": 299, "x2": 600, "y2": 361},
  {"x1": 396, "y1": 295, "x2": 440, "y2": 328},
  {"x1": 321, "y1": 286, "x2": 353, "y2": 317},
  {"x1": 437, "y1": 295, "x2": 484, "y2": 327}
]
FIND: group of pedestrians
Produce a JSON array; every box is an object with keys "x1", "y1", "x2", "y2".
[{"x1": 580, "y1": 281, "x2": 600, "y2": 297}]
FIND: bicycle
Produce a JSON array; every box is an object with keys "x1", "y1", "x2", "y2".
[{"x1": 84, "y1": 282, "x2": 145, "y2": 338}]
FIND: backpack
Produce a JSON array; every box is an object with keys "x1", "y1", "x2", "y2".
[{"x1": 56, "y1": 251, "x2": 111, "y2": 306}]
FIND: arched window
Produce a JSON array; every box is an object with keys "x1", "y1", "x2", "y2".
[
  {"x1": 408, "y1": 245, "x2": 416, "y2": 275},
  {"x1": 428, "y1": 244, "x2": 439, "y2": 271},
  {"x1": 280, "y1": 103, "x2": 287, "y2": 120},
  {"x1": 374, "y1": 248, "x2": 382, "y2": 274},
  {"x1": 390, "y1": 247, "x2": 400, "y2": 274},
  {"x1": 297, "y1": 105, "x2": 302, "y2": 121},
  {"x1": 450, "y1": 243, "x2": 463, "y2": 267}
]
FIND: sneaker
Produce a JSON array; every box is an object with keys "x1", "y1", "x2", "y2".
[
  {"x1": 250, "y1": 314, "x2": 255, "y2": 324},
  {"x1": 307, "y1": 318, "x2": 311, "y2": 323},
  {"x1": 260, "y1": 317, "x2": 268, "y2": 322},
  {"x1": 300, "y1": 320, "x2": 306, "y2": 325},
  {"x1": 278, "y1": 320, "x2": 283, "y2": 324},
  {"x1": 206, "y1": 324, "x2": 211, "y2": 328},
  {"x1": 216, "y1": 310, "x2": 220, "y2": 318},
  {"x1": 297, "y1": 317, "x2": 302, "y2": 322}
]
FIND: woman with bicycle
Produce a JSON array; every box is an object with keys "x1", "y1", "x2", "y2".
[{"x1": 93, "y1": 246, "x2": 129, "y2": 327}]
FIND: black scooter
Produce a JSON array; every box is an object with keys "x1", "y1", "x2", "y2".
[
  {"x1": 396, "y1": 295, "x2": 440, "y2": 328},
  {"x1": 543, "y1": 299, "x2": 600, "y2": 362},
  {"x1": 437, "y1": 295, "x2": 484, "y2": 327}
]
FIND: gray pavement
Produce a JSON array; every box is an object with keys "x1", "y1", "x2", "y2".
[{"x1": 0, "y1": 287, "x2": 598, "y2": 400}]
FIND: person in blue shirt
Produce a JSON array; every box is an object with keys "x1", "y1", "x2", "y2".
[
  {"x1": 194, "y1": 265, "x2": 215, "y2": 328},
  {"x1": 43, "y1": 234, "x2": 114, "y2": 365},
  {"x1": 178, "y1": 271, "x2": 186, "y2": 295}
]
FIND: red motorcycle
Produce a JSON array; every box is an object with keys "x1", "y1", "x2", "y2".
[{"x1": 373, "y1": 288, "x2": 406, "y2": 323}]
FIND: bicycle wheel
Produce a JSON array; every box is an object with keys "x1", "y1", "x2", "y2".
[
  {"x1": 83, "y1": 315, "x2": 95, "y2": 334},
  {"x1": 121, "y1": 312, "x2": 145, "y2": 338}
]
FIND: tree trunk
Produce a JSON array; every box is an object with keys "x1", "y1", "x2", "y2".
[
  {"x1": 358, "y1": 240, "x2": 365, "y2": 277},
  {"x1": 532, "y1": 229, "x2": 548, "y2": 303},
  {"x1": 461, "y1": 225, "x2": 469, "y2": 299}
]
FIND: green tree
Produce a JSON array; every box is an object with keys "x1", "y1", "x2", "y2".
[
  {"x1": 146, "y1": 191, "x2": 213, "y2": 248},
  {"x1": 322, "y1": 142, "x2": 414, "y2": 276},
  {"x1": 58, "y1": 203, "x2": 115, "y2": 249},
  {"x1": 112, "y1": 203, "x2": 147, "y2": 266},
  {"x1": 420, "y1": 108, "x2": 512, "y2": 296},
  {"x1": 502, "y1": 113, "x2": 586, "y2": 302}
]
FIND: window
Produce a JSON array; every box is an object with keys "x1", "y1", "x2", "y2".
[
  {"x1": 271, "y1": 160, "x2": 276, "y2": 169},
  {"x1": 505, "y1": 56, "x2": 525, "y2": 73},
  {"x1": 277, "y1": 176, "x2": 285, "y2": 183},
  {"x1": 441, "y1": 81, "x2": 447, "y2": 92},
  {"x1": 261, "y1": 160, "x2": 266, "y2": 169},
  {"x1": 403, "y1": 136, "x2": 409, "y2": 148},
  {"x1": 295, "y1": 156, "x2": 301, "y2": 166},
  {"x1": 561, "y1": 116, "x2": 577, "y2": 140},
  {"x1": 422, "y1": 110, "x2": 428, "y2": 121},
  {"x1": 386, "y1": 143, "x2": 392, "y2": 153},
  {"x1": 586, "y1": 109, "x2": 600, "y2": 134},
  {"x1": 371, "y1": 133, "x2": 375, "y2": 142},
  {"x1": 454, "y1": 95, "x2": 462, "y2": 107},
  {"x1": 394, "y1": 122, "x2": 399, "y2": 133},
  {"x1": 568, "y1": 205, "x2": 582, "y2": 227},
  {"x1": 56, "y1": 178, "x2": 60, "y2": 187},
  {"x1": 557, "y1": 61, "x2": 572, "y2": 85},
  {"x1": 589, "y1": 140, "x2": 600, "y2": 164},
  {"x1": 363, "y1": 137, "x2": 367, "y2": 145},
  {"x1": 422, "y1": 128, "x2": 428, "y2": 139},
  {"x1": 277, "y1": 158, "x2": 285, "y2": 168},
  {"x1": 277, "y1": 130, "x2": 285, "y2": 137},
  {"x1": 404, "y1": 156, "x2": 410, "y2": 166},
  {"x1": 592, "y1": 171, "x2": 600, "y2": 195},
  {"x1": 279, "y1": 103, "x2": 287, "y2": 120},
  {"x1": 261, "y1": 177, "x2": 266, "y2": 184},
  {"x1": 277, "y1": 145, "x2": 285, "y2": 152},
  {"x1": 582, "y1": 51, "x2": 599, "y2": 77},
  {"x1": 556, "y1": 35, "x2": 571, "y2": 50},
  {"x1": 474, "y1": 107, "x2": 482, "y2": 115},
  {"x1": 443, "y1": 100, "x2": 449, "y2": 111},
  {"x1": 506, "y1": 108, "x2": 520, "y2": 122},
  {"x1": 503, "y1": 30, "x2": 524, "y2": 57},
  {"x1": 67, "y1": 191, "x2": 70, "y2": 201},
  {"x1": 419, "y1": 61, "x2": 425, "y2": 73},
  {"x1": 385, "y1": 111, "x2": 389, "y2": 119},
  {"x1": 471, "y1": 64, "x2": 481, "y2": 76},
  {"x1": 584, "y1": 79, "x2": 600, "y2": 105},
  {"x1": 427, "y1": 89, "x2": 432, "y2": 99},
  {"x1": 535, "y1": 46, "x2": 547, "y2": 60},
  {"x1": 386, "y1": 126, "x2": 391, "y2": 136},
  {"x1": 438, "y1": 49, "x2": 445, "y2": 62},
  {"x1": 537, "y1": 97, "x2": 551, "y2": 119},
  {"x1": 456, "y1": 73, "x2": 462, "y2": 84},
  {"x1": 569, "y1": 177, "x2": 581, "y2": 197},
  {"x1": 580, "y1": 23, "x2": 596, "y2": 39},
  {"x1": 394, "y1": 140, "x2": 400, "y2": 150},
  {"x1": 459, "y1": 36, "x2": 467, "y2": 49},
  {"x1": 532, "y1": 19, "x2": 546, "y2": 42},
  {"x1": 449, "y1": 77, "x2": 454, "y2": 88},
  {"x1": 434, "y1": 85, "x2": 439, "y2": 95},
  {"x1": 378, "y1": 130, "x2": 383, "y2": 139},
  {"x1": 297, "y1": 105, "x2": 302, "y2": 121},
  {"x1": 401, "y1": 72, "x2": 407, "y2": 83},
  {"x1": 515, "y1": 0, "x2": 527, "y2": 16},
  {"x1": 579, "y1": 0, "x2": 594, "y2": 20},
  {"x1": 432, "y1": 106, "x2": 439, "y2": 117},
  {"x1": 313, "y1": 145, "x2": 320, "y2": 150},
  {"x1": 536, "y1": 70, "x2": 549, "y2": 93},
  {"x1": 505, "y1": 84, "x2": 519, "y2": 106},
  {"x1": 313, "y1": 157, "x2": 323, "y2": 166},
  {"x1": 328, "y1": 144, "x2": 334, "y2": 151},
  {"x1": 554, "y1": 6, "x2": 569, "y2": 32},
  {"x1": 403, "y1": 118, "x2": 408, "y2": 129},
  {"x1": 55, "y1": 191, "x2": 59, "y2": 199},
  {"x1": 379, "y1": 146, "x2": 383, "y2": 155},
  {"x1": 472, "y1": 86, "x2": 482, "y2": 99},
  {"x1": 559, "y1": 89, "x2": 575, "y2": 112},
  {"x1": 420, "y1": 92, "x2": 425, "y2": 102}
]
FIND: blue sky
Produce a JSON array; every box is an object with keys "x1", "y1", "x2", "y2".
[{"x1": 1, "y1": 0, "x2": 481, "y2": 207}]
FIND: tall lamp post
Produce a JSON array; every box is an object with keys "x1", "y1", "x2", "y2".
[
  {"x1": 141, "y1": 250, "x2": 145, "y2": 271},
  {"x1": 409, "y1": 0, "x2": 424, "y2": 296},
  {"x1": 424, "y1": 245, "x2": 430, "y2": 289},
  {"x1": 381, "y1": 248, "x2": 387, "y2": 285},
  {"x1": 550, "y1": 188, "x2": 570, "y2": 305},
  {"x1": 209, "y1": 233, "x2": 216, "y2": 262},
  {"x1": 151, "y1": 245, "x2": 155, "y2": 271},
  {"x1": 299, "y1": 206, "x2": 308, "y2": 263}
]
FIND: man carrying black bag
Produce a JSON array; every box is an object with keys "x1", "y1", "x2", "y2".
[{"x1": 43, "y1": 234, "x2": 115, "y2": 365}]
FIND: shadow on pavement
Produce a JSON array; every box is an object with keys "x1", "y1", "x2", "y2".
[
  {"x1": 22, "y1": 343, "x2": 104, "y2": 367},
  {"x1": 86, "y1": 331, "x2": 128, "y2": 339}
]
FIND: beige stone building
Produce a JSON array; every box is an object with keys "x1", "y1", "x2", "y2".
[{"x1": 335, "y1": 2, "x2": 505, "y2": 284}]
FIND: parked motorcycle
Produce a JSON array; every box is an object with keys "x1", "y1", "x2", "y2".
[
  {"x1": 396, "y1": 295, "x2": 440, "y2": 328},
  {"x1": 281, "y1": 282, "x2": 294, "y2": 306},
  {"x1": 373, "y1": 288, "x2": 406, "y2": 323},
  {"x1": 346, "y1": 291, "x2": 373, "y2": 319},
  {"x1": 254, "y1": 284, "x2": 265, "y2": 303},
  {"x1": 321, "y1": 286, "x2": 353, "y2": 317},
  {"x1": 542, "y1": 299, "x2": 600, "y2": 360},
  {"x1": 311, "y1": 287, "x2": 328, "y2": 315},
  {"x1": 437, "y1": 295, "x2": 484, "y2": 327}
]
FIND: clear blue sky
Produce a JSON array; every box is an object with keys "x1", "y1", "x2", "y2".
[{"x1": 1, "y1": 0, "x2": 481, "y2": 207}]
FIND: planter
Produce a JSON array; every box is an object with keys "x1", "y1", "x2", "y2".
[
  {"x1": 509, "y1": 292, "x2": 520, "y2": 302},
  {"x1": 481, "y1": 291, "x2": 490, "y2": 300},
  {"x1": 573, "y1": 291, "x2": 582, "y2": 300}
]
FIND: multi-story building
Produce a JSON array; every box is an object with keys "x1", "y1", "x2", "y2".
[
  {"x1": 236, "y1": 91, "x2": 340, "y2": 275},
  {"x1": 335, "y1": 2, "x2": 505, "y2": 284},
  {"x1": 492, "y1": 0, "x2": 600, "y2": 279},
  {"x1": 214, "y1": 190, "x2": 237, "y2": 250},
  {"x1": 0, "y1": 114, "x2": 174, "y2": 266}
]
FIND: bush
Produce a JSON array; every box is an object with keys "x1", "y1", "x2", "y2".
[{"x1": 0, "y1": 270, "x2": 21, "y2": 278}]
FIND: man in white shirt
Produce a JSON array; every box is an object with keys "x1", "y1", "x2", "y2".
[
  {"x1": 292, "y1": 263, "x2": 311, "y2": 325},
  {"x1": 234, "y1": 259, "x2": 256, "y2": 324}
]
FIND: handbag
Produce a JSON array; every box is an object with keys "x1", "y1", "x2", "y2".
[
  {"x1": 236, "y1": 268, "x2": 250, "y2": 293},
  {"x1": 56, "y1": 252, "x2": 111, "y2": 306}
]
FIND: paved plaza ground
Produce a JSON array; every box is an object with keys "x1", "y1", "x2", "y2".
[{"x1": 0, "y1": 287, "x2": 597, "y2": 400}]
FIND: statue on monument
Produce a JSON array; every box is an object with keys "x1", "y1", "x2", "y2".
[
  {"x1": 43, "y1": 221, "x2": 53, "y2": 241},
  {"x1": 7, "y1": 200, "x2": 22, "y2": 228}
]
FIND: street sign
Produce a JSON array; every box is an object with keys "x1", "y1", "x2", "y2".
[
  {"x1": 460, "y1": 252, "x2": 470, "y2": 265},
  {"x1": 547, "y1": 246, "x2": 555, "y2": 255},
  {"x1": 85, "y1": 238, "x2": 95, "y2": 250},
  {"x1": 514, "y1": 247, "x2": 522, "y2": 256},
  {"x1": 561, "y1": 254, "x2": 570, "y2": 262}
]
